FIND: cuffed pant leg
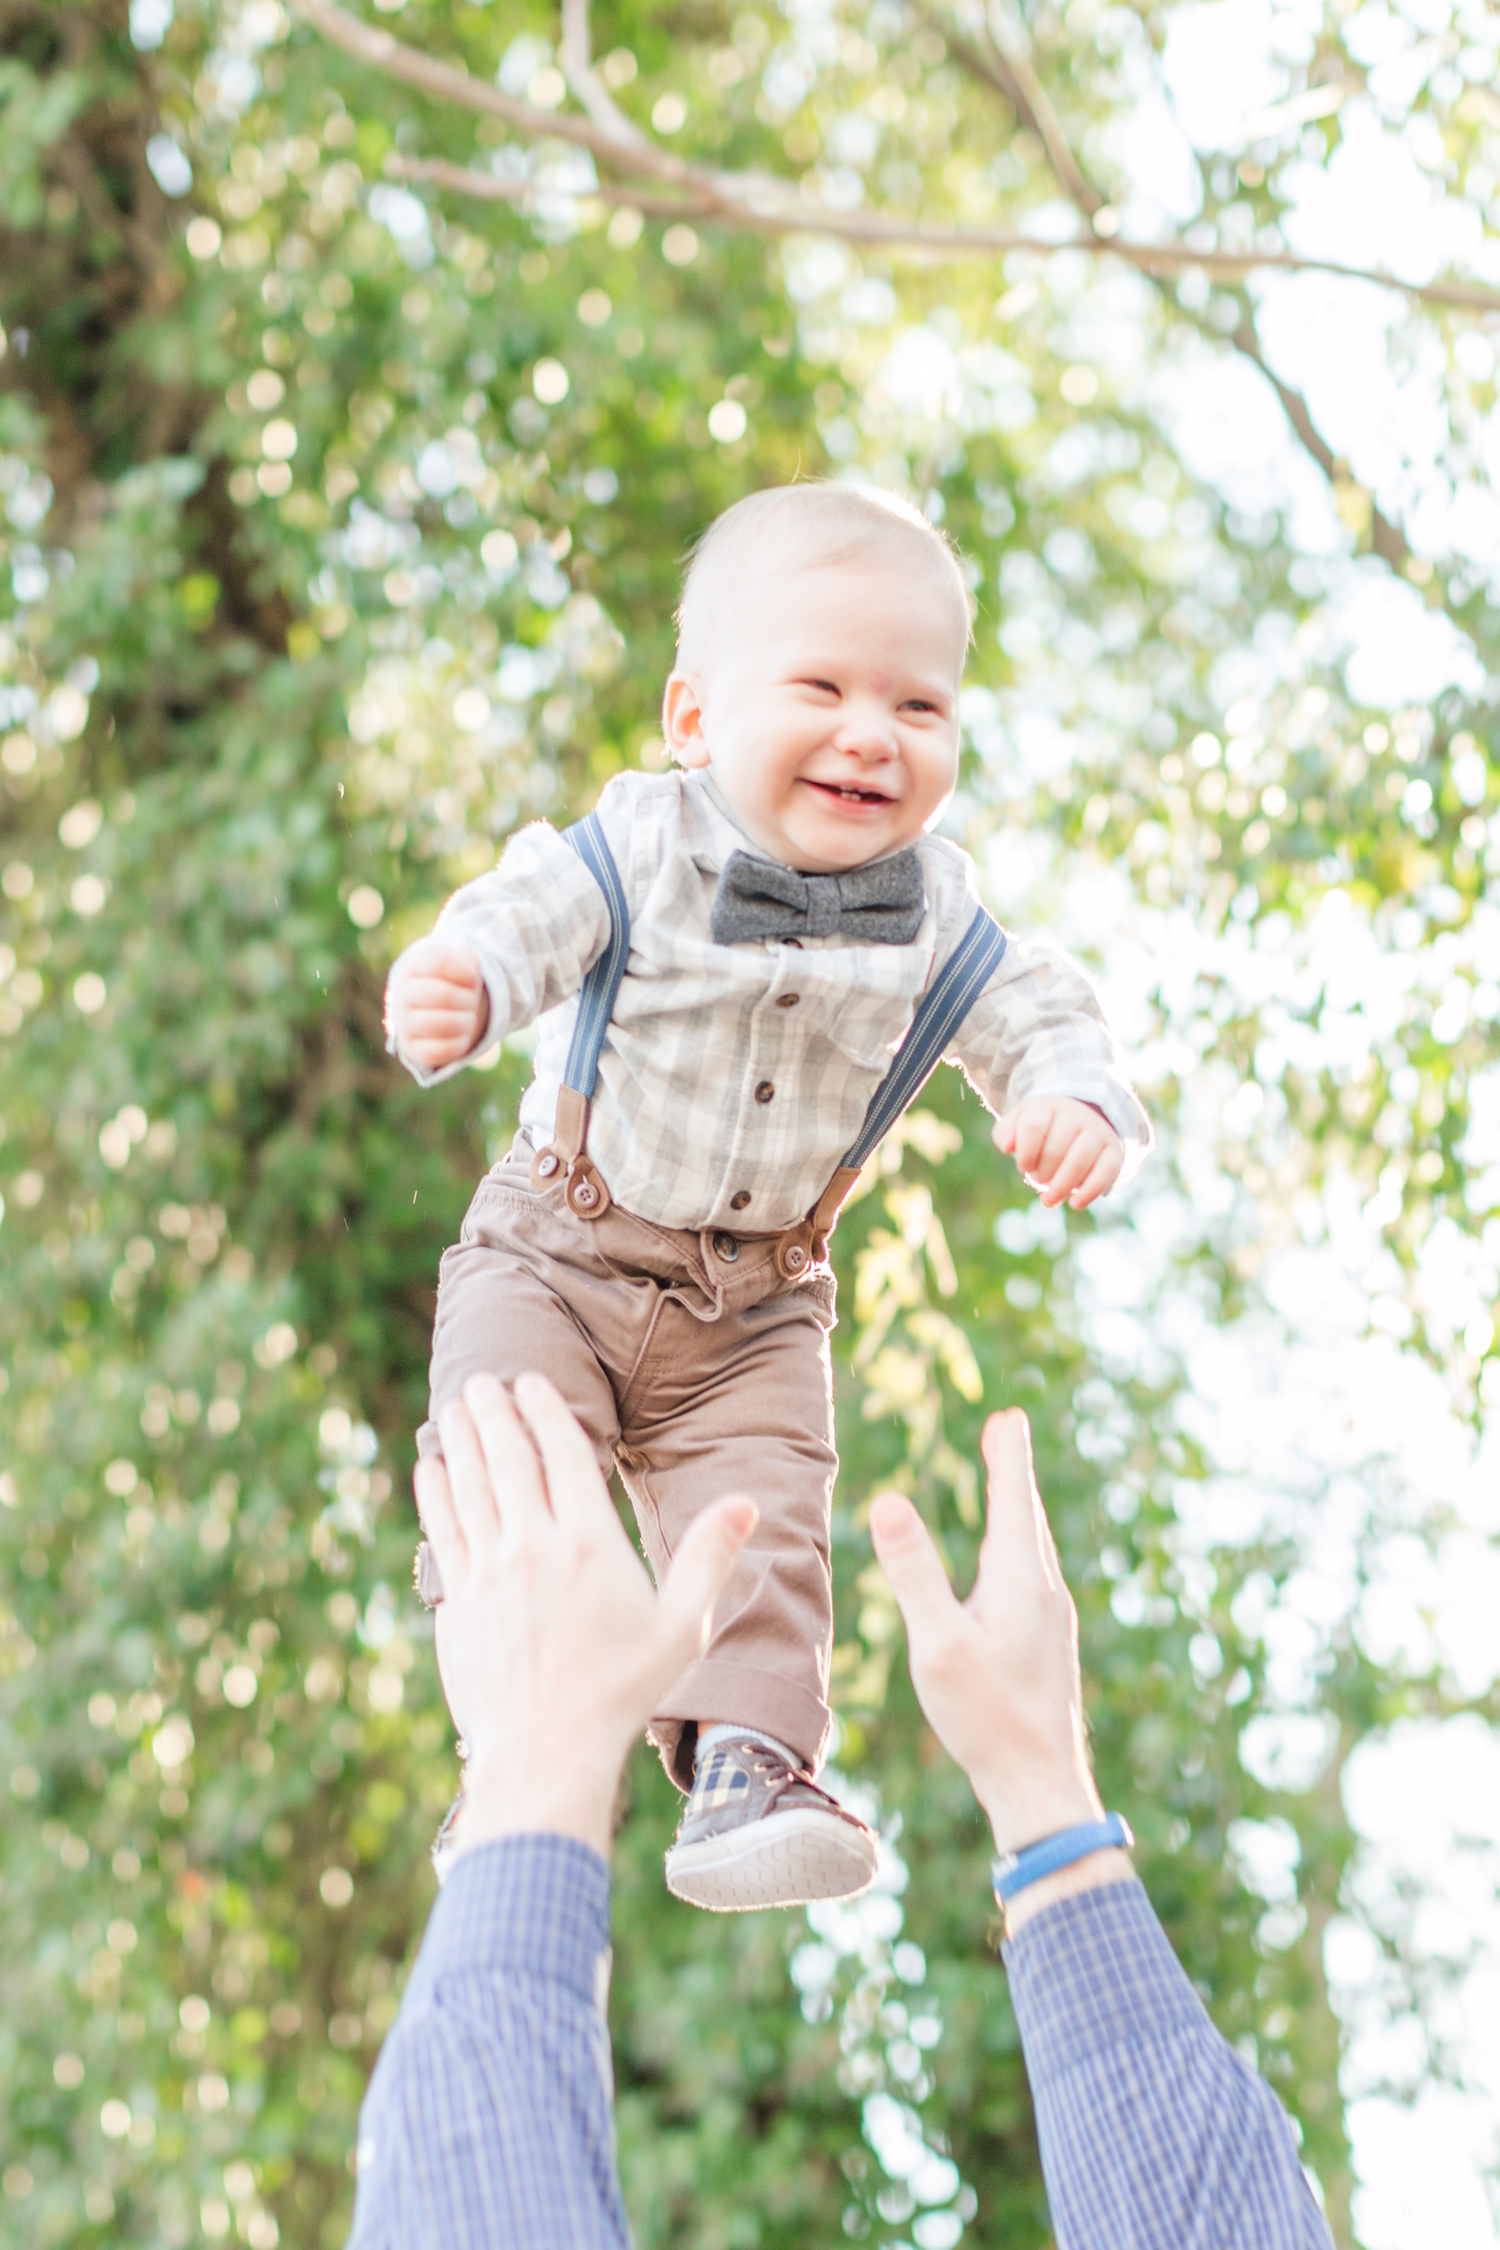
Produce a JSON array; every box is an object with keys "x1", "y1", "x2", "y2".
[{"x1": 618, "y1": 1276, "x2": 838, "y2": 1790}]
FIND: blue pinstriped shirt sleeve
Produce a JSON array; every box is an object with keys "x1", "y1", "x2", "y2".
[
  {"x1": 1003, "y1": 1879, "x2": 1333, "y2": 2250},
  {"x1": 347, "y1": 1834, "x2": 626, "y2": 2250}
]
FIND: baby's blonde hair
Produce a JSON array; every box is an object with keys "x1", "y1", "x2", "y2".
[{"x1": 675, "y1": 481, "x2": 972, "y2": 671}]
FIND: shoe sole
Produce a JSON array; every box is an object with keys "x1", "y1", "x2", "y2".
[{"x1": 665, "y1": 1810, "x2": 879, "y2": 1913}]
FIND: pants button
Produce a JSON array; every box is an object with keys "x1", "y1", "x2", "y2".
[{"x1": 711, "y1": 1230, "x2": 739, "y2": 1262}]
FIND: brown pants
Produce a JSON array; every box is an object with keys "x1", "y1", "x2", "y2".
[{"x1": 420, "y1": 1147, "x2": 839, "y2": 1790}]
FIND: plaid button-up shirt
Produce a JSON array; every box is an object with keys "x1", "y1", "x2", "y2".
[
  {"x1": 348, "y1": 1837, "x2": 1332, "y2": 2250},
  {"x1": 389, "y1": 769, "x2": 1151, "y2": 1234}
]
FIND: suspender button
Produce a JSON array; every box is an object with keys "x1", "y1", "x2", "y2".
[{"x1": 536, "y1": 1152, "x2": 560, "y2": 1179}]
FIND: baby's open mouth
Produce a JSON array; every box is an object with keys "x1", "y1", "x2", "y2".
[{"x1": 804, "y1": 779, "x2": 892, "y2": 806}]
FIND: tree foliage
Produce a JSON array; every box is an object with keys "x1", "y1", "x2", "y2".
[{"x1": 2, "y1": 1, "x2": 1497, "y2": 2245}]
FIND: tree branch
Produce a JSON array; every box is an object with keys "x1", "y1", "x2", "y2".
[
  {"x1": 297, "y1": 0, "x2": 695, "y2": 190},
  {"x1": 945, "y1": 2, "x2": 1105, "y2": 219},
  {"x1": 388, "y1": 154, "x2": 709, "y2": 221},
  {"x1": 385, "y1": 151, "x2": 1500, "y2": 311},
  {"x1": 938, "y1": 3, "x2": 1426, "y2": 577},
  {"x1": 299, "y1": 0, "x2": 1500, "y2": 316},
  {"x1": 1223, "y1": 312, "x2": 1411, "y2": 570},
  {"x1": 557, "y1": 0, "x2": 649, "y2": 151}
]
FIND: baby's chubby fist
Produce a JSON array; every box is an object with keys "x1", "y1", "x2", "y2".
[
  {"x1": 993, "y1": 1095, "x2": 1123, "y2": 1211},
  {"x1": 385, "y1": 939, "x2": 490, "y2": 1070}
]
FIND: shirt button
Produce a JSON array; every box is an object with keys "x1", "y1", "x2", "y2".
[
  {"x1": 730, "y1": 1190, "x2": 751, "y2": 1211},
  {"x1": 776, "y1": 992, "x2": 800, "y2": 1009},
  {"x1": 754, "y1": 1081, "x2": 775, "y2": 1105}
]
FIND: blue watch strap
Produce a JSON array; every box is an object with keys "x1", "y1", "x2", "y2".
[{"x1": 991, "y1": 1813, "x2": 1134, "y2": 1903}]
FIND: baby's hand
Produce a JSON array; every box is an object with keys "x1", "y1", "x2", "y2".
[
  {"x1": 993, "y1": 1097, "x2": 1123, "y2": 1211},
  {"x1": 386, "y1": 940, "x2": 490, "y2": 1070}
]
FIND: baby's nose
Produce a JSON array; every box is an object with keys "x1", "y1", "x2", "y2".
[{"x1": 832, "y1": 701, "x2": 900, "y2": 755}]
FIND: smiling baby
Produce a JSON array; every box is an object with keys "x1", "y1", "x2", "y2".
[{"x1": 384, "y1": 482, "x2": 1150, "y2": 1913}]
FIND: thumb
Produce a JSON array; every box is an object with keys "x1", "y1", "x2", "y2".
[
  {"x1": 870, "y1": 1491, "x2": 959, "y2": 1643},
  {"x1": 656, "y1": 1496, "x2": 758, "y2": 1666}
]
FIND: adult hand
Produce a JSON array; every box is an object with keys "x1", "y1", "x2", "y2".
[
  {"x1": 869, "y1": 1409, "x2": 1133, "y2": 1931},
  {"x1": 993, "y1": 1095, "x2": 1122, "y2": 1209},
  {"x1": 385, "y1": 939, "x2": 490, "y2": 1070},
  {"x1": 415, "y1": 1371, "x2": 757, "y2": 1861}
]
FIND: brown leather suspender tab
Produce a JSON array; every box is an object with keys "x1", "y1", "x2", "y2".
[
  {"x1": 530, "y1": 1083, "x2": 612, "y2": 1217},
  {"x1": 773, "y1": 1163, "x2": 863, "y2": 1280}
]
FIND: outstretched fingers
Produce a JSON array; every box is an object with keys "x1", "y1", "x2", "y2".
[
  {"x1": 657, "y1": 1496, "x2": 759, "y2": 1673},
  {"x1": 414, "y1": 1454, "x2": 467, "y2": 1599},
  {"x1": 459, "y1": 1371, "x2": 553, "y2": 1546},
  {"x1": 980, "y1": 1409, "x2": 1064, "y2": 1597},
  {"x1": 869, "y1": 1490, "x2": 959, "y2": 1649},
  {"x1": 512, "y1": 1370, "x2": 616, "y2": 1540},
  {"x1": 435, "y1": 1393, "x2": 509, "y2": 1563}
]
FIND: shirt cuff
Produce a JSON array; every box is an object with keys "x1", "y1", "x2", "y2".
[
  {"x1": 1001, "y1": 1876, "x2": 1208, "y2": 2089},
  {"x1": 419, "y1": 1833, "x2": 613, "y2": 2008},
  {"x1": 386, "y1": 1014, "x2": 498, "y2": 1090}
]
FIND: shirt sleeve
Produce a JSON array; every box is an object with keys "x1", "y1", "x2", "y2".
[
  {"x1": 385, "y1": 820, "x2": 611, "y2": 1088},
  {"x1": 347, "y1": 1834, "x2": 628, "y2": 2250},
  {"x1": 1003, "y1": 1880, "x2": 1334, "y2": 2250},
  {"x1": 948, "y1": 932, "x2": 1152, "y2": 1175}
]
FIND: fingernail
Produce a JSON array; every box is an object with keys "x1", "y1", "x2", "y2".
[
  {"x1": 722, "y1": 1499, "x2": 758, "y2": 1539},
  {"x1": 465, "y1": 1370, "x2": 503, "y2": 1403}
]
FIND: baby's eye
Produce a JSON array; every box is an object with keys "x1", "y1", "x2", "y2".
[
  {"x1": 800, "y1": 677, "x2": 841, "y2": 696},
  {"x1": 901, "y1": 697, "x2": 940, "y2": 714}
]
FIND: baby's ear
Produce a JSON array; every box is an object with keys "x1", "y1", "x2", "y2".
[{"x1": 662, "y1": 671, "x2": 710, "y2": 768}]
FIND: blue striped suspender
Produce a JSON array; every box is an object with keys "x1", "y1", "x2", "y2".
[
  {"x1": 561, "y1": 812, "x2": 631, "y2": 1100},
  {"x1": 528, "y1": 812, "x2": 632, "y2": 1215},
  {"x1": 538, "y1": 813, "x2": 1007, "y2": 1256},
  {"x1": 839, "y1": 903, "x2": 1007, "y2": 1172},
  {"x1": 775, "y1": 898, "x2": 1007, "y2": 1278}
]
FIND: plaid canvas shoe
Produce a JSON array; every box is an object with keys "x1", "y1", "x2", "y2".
[{"x1": 664, "y1": 1736, "x2": 879, "y2": 1913}]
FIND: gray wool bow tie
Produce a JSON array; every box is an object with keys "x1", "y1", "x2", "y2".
[{"x1": 710, "y1": 848, "x2": 926, "y2": 946}]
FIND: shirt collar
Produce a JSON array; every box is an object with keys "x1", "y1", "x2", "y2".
[{"x1": 682, "y1": 767, "x2": 779, "y2": 873}]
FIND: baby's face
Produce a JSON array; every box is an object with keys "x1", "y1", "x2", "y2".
[{"x1": 664, "y1": 546, "x2": 965, "y2": 875}]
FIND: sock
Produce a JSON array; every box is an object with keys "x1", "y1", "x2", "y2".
[{"x1": 694, "y1": 1722, "x2": 802, "y2": 1778}]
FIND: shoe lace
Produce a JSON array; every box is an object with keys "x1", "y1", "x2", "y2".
[{"x1": 744, "y1": 1746, "x2": 797, "y2": 1781}]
